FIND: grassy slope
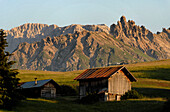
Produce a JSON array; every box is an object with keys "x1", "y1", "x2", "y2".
[
  {"x1": 125, "y1": 59, "x2": 170, "y2": 98},
  {"x1": 17, "y1": 70, "x2": 82, "y2": 86},
  {"x1": 1, "y1": 59, "x2": 170, "y2": 112},
  {"x1": 18, "y1": 59, "x2": 170, "y2": 89}
]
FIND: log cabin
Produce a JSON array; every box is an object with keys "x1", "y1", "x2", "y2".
[
  {"x1": 19, "y1": 79, "x2": 60, "y2": 98},
  {"x1": 74, "y1": 66, "x2": 137, "y2": 101}
]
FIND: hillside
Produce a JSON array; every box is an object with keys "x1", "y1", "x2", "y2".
[
  {"x1": 17, "y1": 59, "x2": 170, "y2": 98},
  {"x1": 10, "y1": 31, "x2": 154, "y2": 71},
  {"x1": 0, "y1": 59, "x2": 169, "y2": 112},
  {"x1": 17, "y1": 59, "x2": 170, "y2": 88},
  {"x1": 16, "y1": 59, "x2": 170, "y2": 98}
]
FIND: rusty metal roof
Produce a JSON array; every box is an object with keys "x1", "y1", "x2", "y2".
[{"x1": 74, "y1": 66, "x2": 137, "y2": 82}]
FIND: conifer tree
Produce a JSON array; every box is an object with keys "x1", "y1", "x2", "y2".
[{"x1": 0, "y1": 29, "x2": 21, "y2": 109}]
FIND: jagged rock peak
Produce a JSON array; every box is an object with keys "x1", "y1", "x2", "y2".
[
  {"x1": 10, "y1": 23, "x2": 49, "y2": 31},
  {"x1": 110, "y1": 16, "x2": 149, "y2": 36},
  {"x1": 120, "y1": 16, "x2": 127, "y2": 23},
  {"x1": 97, "y1": 24, "x2": 107, "y2": 26},
  {"x1": 162, "y1": 28, "x2": 169, "y2": 33},
  {"x1": 128, "y1": 20, "x2": 135, "y2": 25},
  {"x1": 162, "y1": 28, "x2": 170, "y2": 36},
  {"x1": 110, "y1": 16, "x2": 170, "y2": 60}
]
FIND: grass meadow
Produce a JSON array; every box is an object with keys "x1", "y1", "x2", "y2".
[{"x1": 0, "y1": 59, "x2": 170, "y2": 112}]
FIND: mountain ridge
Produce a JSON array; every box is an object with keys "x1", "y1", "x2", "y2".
[
  {"x1": 10, "y1": 30, "x2": 155, "y2": 71},
  {"x1": 6, "y1": 16, "x2": 170, "y2": 71},
  {"x1": 110, "y1": 16, "x2": 170, "y2": 59},
  {"x1": 5, "y1": 23, "x2": 110, "y2": 53}
]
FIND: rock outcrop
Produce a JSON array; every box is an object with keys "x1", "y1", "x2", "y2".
[
  {"x1": 110, "y1": 16, "x2": 170, "y2": 59},
  {"x1": 10, "y1": 31, "x2": 154, "y2": 71},
  {"x1": 5, "y1": 23, "x2": 110, "y2": 53}
]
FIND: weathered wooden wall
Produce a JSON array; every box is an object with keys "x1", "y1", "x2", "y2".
[
  {"x1": 79, "y1": 79, "x2": 108, "y2": 98},
  {"x1": 41, "y1": 82, "x2": 56, "y2": 98},
  {"x1": 108, "y1": 70, "x2": 131, "y2": 95}
]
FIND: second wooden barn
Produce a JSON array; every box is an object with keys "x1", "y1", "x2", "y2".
[
  {"x1": 74, "y1": 66, "x2": 137, "y2": 101},
  {"x1": 19, "y1": 79, "x2": 60, "y2": 98}
]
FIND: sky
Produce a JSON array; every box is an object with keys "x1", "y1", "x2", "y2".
[{"x1": 1, "y1": 0, "x2": 170, "y2": 33}]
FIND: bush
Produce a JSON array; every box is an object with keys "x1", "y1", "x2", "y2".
[
  {"x1": 163, "y1": 98, "x2": 170, "y2": 112},
  {"x1": 60, "y1": 85, "x2": 78, "y2": 96},
  {"x1": 79, "y1": 93, "x2": 100, "y2": 104},
  {"x1": 121, "y1": 90, "x2": 143, "y2": 100}
]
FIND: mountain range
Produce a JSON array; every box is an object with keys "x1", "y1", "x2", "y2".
[{"x1": 5, "y1": 16, "x2": 170, "y2": 71}]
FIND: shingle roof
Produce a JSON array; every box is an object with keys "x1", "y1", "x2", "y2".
[
  {"x1": 20, "y1": 79, "x2": 54, "y2": 89},
  {"x1": 74, "y1": 66, "x2": 137, "y2": 82}
]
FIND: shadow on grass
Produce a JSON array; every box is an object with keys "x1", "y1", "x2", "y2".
[
  {"x1": 96, "y1": 100, "x2": 165, "y2": 112},
  {"x1": 12, "y1": 97, "x2": 166, "y2": 112},
  {"x1": 130, "y1": 68, "x2": 170, "y2": 81},
  {"x1": 133, "y1": 87, "x2": 170, "y2": 98},
  {"x1": 14, "y1": 97, "x2": 78, "y2": 112}
]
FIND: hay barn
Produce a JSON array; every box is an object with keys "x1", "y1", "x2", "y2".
[
  {"x1": 74, "y1": 66, "x2": 137, "y2": 101},
  {"x1": 19, "y1": 79, "x2": 60, "y2": 98}
]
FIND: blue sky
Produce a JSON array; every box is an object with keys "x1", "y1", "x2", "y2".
[{"x1": 1, "y1": 0, "x2": 170, "y2": 33}]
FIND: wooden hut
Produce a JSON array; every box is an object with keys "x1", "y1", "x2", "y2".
[
  {"x1": 19, "y1": 79, "x2": 60, "y2": 98},
  {"x1": 74, "y1": 66, "x2": 137, "y2": 101}
]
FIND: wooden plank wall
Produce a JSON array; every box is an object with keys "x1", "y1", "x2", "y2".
[
  {"x1": 79, "y1": 79, "x2": 108, "y2": 98},
  {"x1": 108, "y1": 70, "x2": 131, "y2": 95},
  {"x1": 41, "y1": 83, "x2": 56, "y2": 98}
]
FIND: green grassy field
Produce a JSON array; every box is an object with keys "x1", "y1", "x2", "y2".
[
  {"x1": 17, "y1": 70, "x2": 82, "y2": 86},
  {"x1": 10, "y1": 97, "x2": 166, "y2": 112},
  {"x1": 1, "y1": 97, "x2": 166, "y2": 112},
  {"x1": 0, "y1": 59, "x2": 170, "y2": 112}
]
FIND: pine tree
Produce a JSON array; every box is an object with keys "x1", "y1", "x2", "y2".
[{"x1": 0, "y1": 29, "x2": 21, "y2": 110}]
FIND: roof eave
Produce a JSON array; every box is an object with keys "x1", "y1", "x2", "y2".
[{"x1": 121, "y1": 66, "x2": 137, "y2": 82}]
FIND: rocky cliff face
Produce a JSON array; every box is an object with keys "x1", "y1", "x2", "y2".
[
  {"x1": 6, "y1": 23, "x2": 110, "y2": 53},
  {"x1": 110, "y1": 16, "x2": 170, "y2": 59},
  {"x1": 10, "y1": 31, "x2": 154, "y2": 71},
  {"x1": 7, "y1": 16, "x2": 170, "y2": 71}
]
